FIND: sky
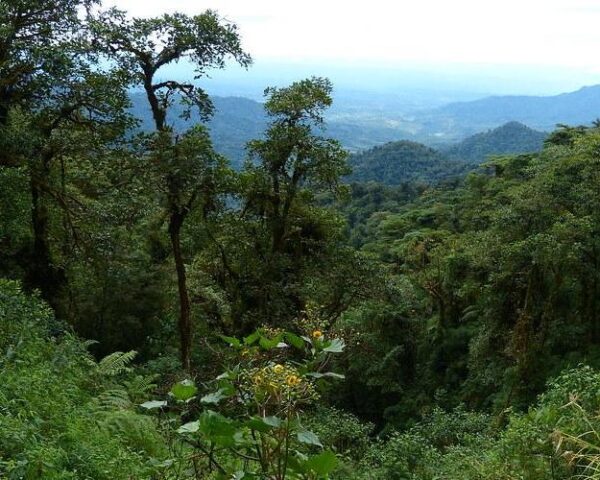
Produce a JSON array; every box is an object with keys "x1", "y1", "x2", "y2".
[{"x1": 106, "y1": 0, "x2": 600, "y2": 96}]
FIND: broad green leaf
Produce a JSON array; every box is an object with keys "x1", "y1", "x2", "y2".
[
  {"x1": 323, "y1": 338, "x2": 345, "y2": 353},
  {"x1": 170, "y1": 379, "x2": 197, "y2": 401},
  {"x1": 297, "y1": 429, "x2": 323, "y2": 447},
  {"x1": 201, "y1": 389, "x2": 228, "y2": 404},
  {"x1": 177, "y1": 421, "x2": 200, "y2": 434},
  {"x1": 305, "y1": 450, "x2": 338, "y2": 475},
  {"x1": 262, "y1": 416, "x2": 282, "y2": 428},
  {"x1": 140, "y1": 400, "x2": 167, "y2": 410},
  {"x1": 198, "y1": 410, "x2": 237, "y2": 446},
  {"x1": 245, "y1": 417, "x2": 274, "y2": 433}
]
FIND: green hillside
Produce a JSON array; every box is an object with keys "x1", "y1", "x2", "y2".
[
  {"x1": 443, "y1": 121, "x2": 547, "y2": 162},
  {"x1": 347, "y1": 140, "x2": 471, "y2": 184}
]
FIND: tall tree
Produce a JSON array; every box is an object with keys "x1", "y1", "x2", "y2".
[
  {"x1": 246, "y1": 77, "x2": 349, "y2": 254},
  {"x1": 24, "y1": 67, "x2": 130, "y2": 315},
  {"x1": 0, "y1": 0, "x2": 130, "y2": 312},
  {"x1": 202, "y1": 77, "x2": 351, "y2": 332},
  {"x1": 92, "y1": 9, "x2": 251, "y2": 370}
]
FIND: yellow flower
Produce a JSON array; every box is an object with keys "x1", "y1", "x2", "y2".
[
  {"x1": 312, "y1": 330, "x2": 323, "y2": 340},
  {"x1": 272, "y1": 364, "x2": 285, "y2": 374},
  {"x1": 286, "y1": 374, "x2": 301, "y2": 387}
]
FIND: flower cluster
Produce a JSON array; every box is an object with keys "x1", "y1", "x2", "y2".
[
  {"x1": 259, "y1": 325, "x2": 284, "y2": 338},
  {"x1": 244, "y1": 363, "x2": 317, "y2": 405},
  {"x1": 311, "y1": 329, "x2": 324, "y2": 341},
  {"x1": 298, "y1": 302, "x2": 328, "y2": 340}
]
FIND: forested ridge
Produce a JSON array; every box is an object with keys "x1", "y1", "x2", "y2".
[
  {"x1": 347, "y1": 122, "x2": 547, "y2": 186},
  {"x1": 3, "y1": 1, "x2": 600, "y2": 479},
  {"x1": 347, "y1": 140, "x2": 470, "y2": 185},
  {"x1": 442, "y1": 121, "x2": 547, "y2": 162}
]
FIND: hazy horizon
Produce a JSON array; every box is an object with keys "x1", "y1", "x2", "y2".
[{"x1": 108, "y1": 0, "x2": 600, "y2": 99}]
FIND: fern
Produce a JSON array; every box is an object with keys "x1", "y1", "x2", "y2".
[
  {"x1": 123, "y1": 374, "x2": 159, "y2": 403},
  {"x1": 97, "y1": 410, "x2": 167, "y2": 457},
  {"x1": 96, "y1": 387, "x2": 133, "y2": 411},
  {"x1": 97, "y1": 350, "x2": 137, "y2": 376}
]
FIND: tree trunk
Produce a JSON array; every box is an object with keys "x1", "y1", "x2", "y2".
[
  {"x1": 28, "y1": 163, "x2": 66, "y2": 315},
  {"x1": 0, "y1": 101, "x2": 8, "y2": 127},
  {"x1": 144, "y1": 77, "x2": 192, "y2": 369},
  {"x1": 168, "y1": 210, "x2": 192, "y2": 371},
  {"x1": 144, "y1": 76, "x2": 166, "y2": 131},
  {"x1": 0, "y1": 94, "x2": 17, "y2": 167}
]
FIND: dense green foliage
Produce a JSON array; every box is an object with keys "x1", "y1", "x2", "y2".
[
  {"x1": 140, "y1": 325, "x2": 346, "y2": 479},
  {"x1": 3, "y1": 1, "x2": 600, "y2": 479},
  {"x1": 443, "y1": 121, "x2": 547, "y2": 163},
  {"x1": 347, "y1": 140, "x2": 470, "y2": 185},
  {"x1": 0, "y1": 280, "x2": 167, "y2": 478},
  {"x1": 339, "y1": 125, "x2": 600, "y2": 422}
]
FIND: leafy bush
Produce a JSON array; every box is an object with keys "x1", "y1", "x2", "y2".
[{"x1": 304, "y1": 407, "x2": 374, "y2": 461}]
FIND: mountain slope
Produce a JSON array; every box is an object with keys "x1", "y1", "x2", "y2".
[
  {"x1": 347, "y1": 141, "x2": 470, "y2": 185},
  {"x1": 443, "y1": 122, "x2": 547, "y2": 163},
  {"x1": 430, "y1": 85, "x2": 600, "y2": 132}
]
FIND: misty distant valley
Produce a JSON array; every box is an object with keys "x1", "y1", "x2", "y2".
[{"x1": 130, "y1": 81, "x2": 600, "y2": 171}]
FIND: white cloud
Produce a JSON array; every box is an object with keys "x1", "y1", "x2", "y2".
[{"x1": 105, "y1": 0, "x2": 600, "y2": 70}]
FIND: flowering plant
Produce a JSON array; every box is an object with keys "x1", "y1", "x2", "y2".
[{"x1": 142, "y1": 323, "x2": 345, "y2": 479}]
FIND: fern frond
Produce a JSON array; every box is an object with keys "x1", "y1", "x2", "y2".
[
  {"x1": 82, "y1": 339, "x2": 99, "y2": 348},
  {"x1": 96, "y1": 387, "x2": 133, "y2": 411},
  {"x1": 123, "y1": 374, "x2": 159, "y2": 403},
  {"x1": 97, "y1": 350, "x2": 137, "y2": 376}
]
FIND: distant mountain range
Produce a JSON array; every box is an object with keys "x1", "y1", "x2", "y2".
[
  {"x1": 129, "y1": 92, "x2": 405, "y2": 168},
  {"x1": 129, "y1": 83, "x2": 597, "y2": 171},
  {"x1": 348, "y1": 122, "x2": 547, "y2": 185},
  {"x1": 425, "y1": 85, "x2": 600, "y2": 137}
]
